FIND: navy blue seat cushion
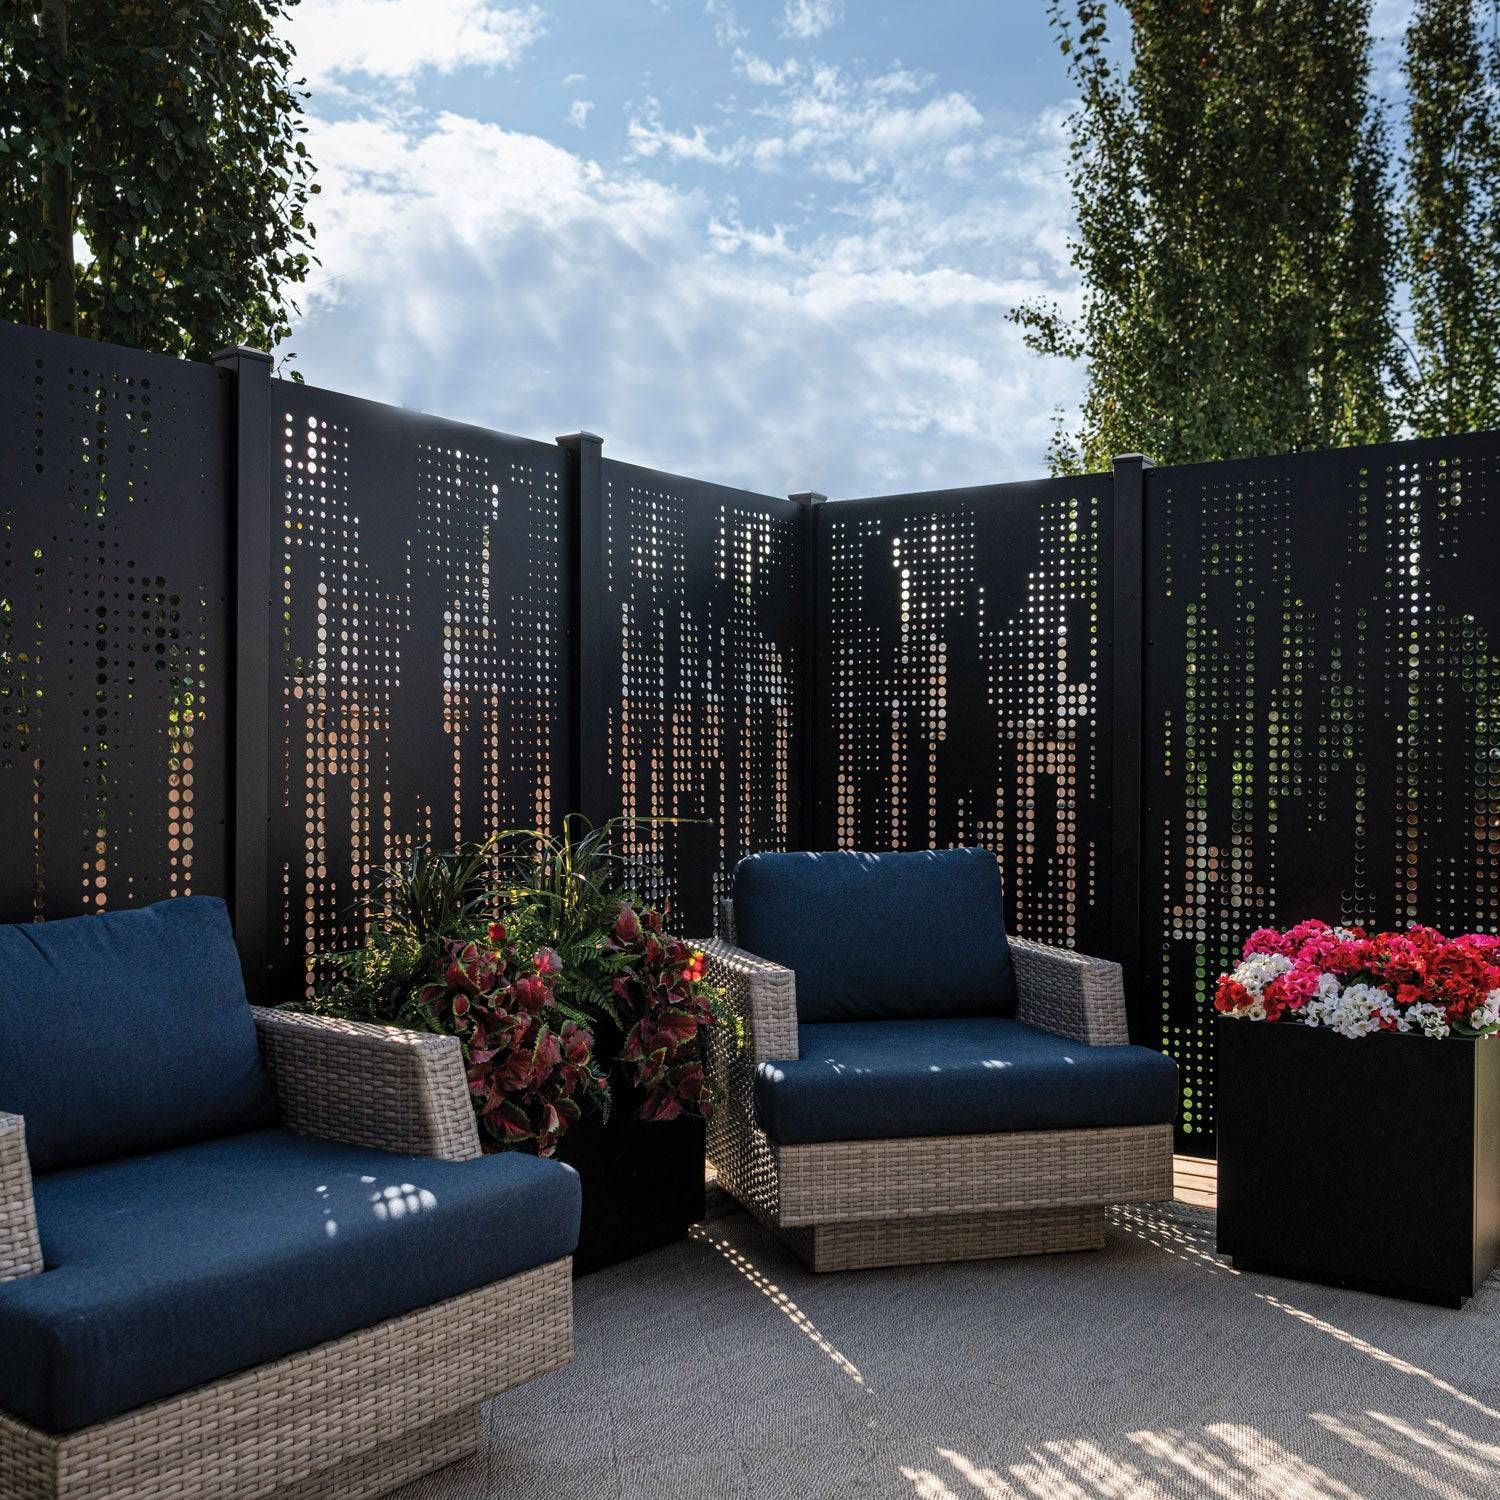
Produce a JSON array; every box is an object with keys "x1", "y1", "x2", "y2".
[
  {"x1": 733, "y1": 849, "x2": 1018, "y2": 1023},
  {"x1": 0, "y1": 1127, "x2": 581, "y2": 1433},
  {"x1": 0, "y1": 896, "x2": 277, "y2": 1173},
  {"x1": 752, "y1": 1017, "x2": 1178, "y2": 1145}
]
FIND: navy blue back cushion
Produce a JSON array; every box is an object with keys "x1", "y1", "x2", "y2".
[
  {"x1": 733, "y1": 849, "x2": 1018, "y2": 1023},
  {"x1": 0, "y1": 896, "x2": 276, "y2": 1173}
]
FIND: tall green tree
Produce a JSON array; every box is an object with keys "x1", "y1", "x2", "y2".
[
  {"x1": 1015, "y1": 0, "x2": 1399, "y2": 473},
  {"x1": 1400, "y1": 0, "x2": 1500, "y2": 436},
  {"x1": 0, "y1": 0, "x2": 317, "y2": 361}
]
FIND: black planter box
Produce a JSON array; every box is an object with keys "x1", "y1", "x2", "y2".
[
  {"x1": 1216, "y1": 1018, "x2": 1500, "y2": 1305},
  {"x1": 553, "y1": 1106, "x2": 705, "y2": 1276}
]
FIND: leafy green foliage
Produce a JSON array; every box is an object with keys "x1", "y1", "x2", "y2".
[
  {"x1": 1016, "y1": 0, "x2": 1400, "y2": 472},
  {"x1": 1400, "y1": 0, "x2": 1500, "y2": 436},
  {"x1": 490, "y1": 816, "x2": 649, "y2": 1033},
  {"x1": 304, "y1": 840, "x2": 496, "y2": 1026},
  {"x1": 0, "y1": 0, "x2": 317, "y2": 361}
]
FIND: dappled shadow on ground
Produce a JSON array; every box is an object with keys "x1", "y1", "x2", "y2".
[
  {"x1": 897, "y1": 1410, "x2": 1500, "y2": 1499},
  {"x1": 465, "y1": 1199, "x2": 1500, "y2": 1500}
]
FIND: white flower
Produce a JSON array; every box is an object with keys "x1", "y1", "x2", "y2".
[
  {"x1": 1477, "y1": 990, "x2": 1500, "y2": 1029},
  {"x1": 1301, "y1": 982, "x2": 1399, "y2": 1039},
  {"x1": 1231, "y1": 952, "x2": 1293, "y2": 997},
  {"x1": 1404, "y1": 1001, "x2": 1451, "y2": 1039}
]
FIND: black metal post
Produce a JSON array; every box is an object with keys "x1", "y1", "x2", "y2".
[
  {"x1": 1110, "y1": 453, "x2": 1152, "y2": 1038},
  {"x1": 557, "y1": 432, "x2": 613, "y2": 828},
  {"x1": 213, "y1": 346, "x2": 274, "y2": 998},
  {"x1": 789, "y1": 491, "x2": 825, "y2": 852}
]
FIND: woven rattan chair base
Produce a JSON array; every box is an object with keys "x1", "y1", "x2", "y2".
[
  {"x1": 274, "y1": 1408, "x2": 481, "y2": 1499},
  {"x1": 0, "y1": 1257, "x2": 572, "y2": 1500},
  {"x1": 776, "y1": 1123, "x2": 1175, "y2": 1225},
  {"x1": 780, "y1": 1205, "x2": 1107, "y2": 1273}
]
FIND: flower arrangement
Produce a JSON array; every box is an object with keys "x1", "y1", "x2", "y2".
[
  {"x1": 1214, "y1": 919, "x2": 1500, "y2": 1039},
  {"x1": 300, "y1": 816, "x2": 723, "y2": 1153},
  {"x1": 413, "y1": 924, "x2": 609, "y2": 1157}
]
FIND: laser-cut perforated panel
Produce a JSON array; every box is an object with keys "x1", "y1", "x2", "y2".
[
  {"x1": 270, "y1": 383, "x2": 569, "y2": 993},
  {"x1": 815, "y1": 480, "x2": 1114, "y2": 955},
  {"x1": 601, "y1": 460, "x2": 803, "y2": 935},
  {"x1": 0, "y1": 322, "x2": 232, "y2": 922},
  {"x1": 1143, "y1": 432, "x2": 1500, "y2": 1147}
]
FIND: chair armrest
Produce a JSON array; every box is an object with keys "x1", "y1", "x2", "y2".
[
  {"x1": 1011, "y1": 937, "x2": 1130, "y2": 1045},
  {"x1": 0, "y1": 1112, "x2": 42, "y2": 1282},
  {"x1": 253, "y1": 1008, "x2": 482, "y2": 1161},
  {"x1": 695, "y1": 938, "x2": 799, "y2": 1064}
]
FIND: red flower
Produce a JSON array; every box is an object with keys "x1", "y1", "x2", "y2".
[
  {"x1": 1214, "y1": 977, "x2": 1252, "y2": 1013},
  {"x1": 487, "y1": 921, "x2": 507, "y2": 946}
]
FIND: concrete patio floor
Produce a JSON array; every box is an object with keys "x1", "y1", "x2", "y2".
[{"x1": 390, "y1": 1165, "x2": 1500, "y2": 1500}]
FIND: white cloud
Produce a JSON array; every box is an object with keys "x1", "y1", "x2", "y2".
[
  {"x1": 566, "y1": 99, "x2": 595, "y2": 130},
  {"x1": 289, "y1": 0, "x2": 544, "y2": 88},
  {"x1": 864, "y1": 94, "x2": 982, "y2": 154},
  {"x1": 705, "y1": 0, "x2": 748, "y2": 47},
  {"x1": 629, "y1": 62, "x2": 985, "y2": 186},
  {"x1": 708, "y1": 210, "x2": 795, "y2": 258},
  {"x1": 781, "y1": 0, "x2": 845, "y2": 41},
  {"x1": 627, "y1": 97, "x2": 742, "y2": 163},
  {"x1": 735, "y1": 50, "x2": 802, "y2": 87},
  {"x1": 562, "y1": 72, "x2": 587, "y2": 86},
  {"x1": 289, "y1": 109, "x2": 1082, "y2": 497}
]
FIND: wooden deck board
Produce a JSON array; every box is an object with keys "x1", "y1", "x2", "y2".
[{"x1": 1174, "y1": 1154, "x2": 1217, "y2": 1210}]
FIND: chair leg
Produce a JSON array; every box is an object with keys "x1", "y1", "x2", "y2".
[
  {"x1": 271, "y1": 1406, "x2": 483, "y2": 1499},
  {"x1": 784, "y1": 1206, "x2": 1107, "y2": 1273}
]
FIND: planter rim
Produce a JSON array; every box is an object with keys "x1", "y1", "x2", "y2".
[{"x1": 1215, "y1": 1016, "x2": 1493, "y2": 1045}]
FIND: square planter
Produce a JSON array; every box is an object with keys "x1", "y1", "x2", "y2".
[
  {"x1": 1216, "y1": 1017, "x2": 1500, "y2": 1305},
  {"x1": 554, "y1": 1107, "x2": 705, "y2": 1276}
]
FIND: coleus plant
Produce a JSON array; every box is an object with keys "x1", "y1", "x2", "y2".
[
  {"x1": 413, "y1": 923, "x2": 609, "y2": 1157},
  {"x1": 492, "y1": 816, "x2": 725, "y2": 1122},
  {"x1": 307, "y1": 818, "x2": 724, "y2": 1152},
  {"x1": 607, "y1": 903, "x2": 717, "y2": 1121}
]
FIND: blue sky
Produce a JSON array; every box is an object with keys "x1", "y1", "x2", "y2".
[{"x1": 282, "y1": 1, "x2": 1411, "y2": 498}]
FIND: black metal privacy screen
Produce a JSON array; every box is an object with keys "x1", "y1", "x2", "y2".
[
  {"x1": 266, "y1": 381, "x2": 573, "y2": 992},
  {"x1": 1141, "y1": 435, "x2": 1500, "y2": 1143},
  {"x1": 597, "y1": 458, "x2": 804, "y2": 937},
  {"x1": 3, "y1": 319, "x2": 1500, "y2": 1151},
  {"x1": 810, "y1": 478, "x2": 1116, "y2": 960},
  {"x1": 0, "y1": 322, "x2": 233, "y2": 923}
]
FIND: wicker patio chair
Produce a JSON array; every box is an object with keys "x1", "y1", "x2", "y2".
[
  {"x1": 0, "y1": 901, "x2": 576, "y2": 1500},
  {"x1": 700, "y1": 850, "x2": 1176, "y2": 1273}
]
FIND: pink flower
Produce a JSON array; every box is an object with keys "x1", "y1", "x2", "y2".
[
  {"x1": 1243, "y1": 928, "x2": 1293, "y2": 959},
  {"x1": 1279, "y1": 965, "x2": 1320, "y2": 1008}
]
